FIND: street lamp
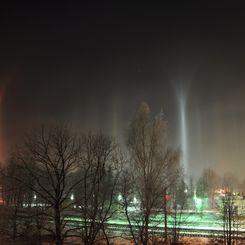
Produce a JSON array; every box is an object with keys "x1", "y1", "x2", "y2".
[
  {"x1": 133, "y1": 196, "x2": 137, "y2": 204},
  {"x1": 118, "y1": 194, "x2": 122, "y2": 202}
]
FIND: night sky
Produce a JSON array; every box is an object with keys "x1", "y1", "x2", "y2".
[{"x1": 1, "y1": 2, "x2": 245, "y2": 180}]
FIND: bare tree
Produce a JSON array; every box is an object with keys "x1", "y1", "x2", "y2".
[
  {"x1": 196, "y1": 168, "x2": 221, "y2": 208},
  {"x1": 123, "y1": 102, "x2": 180, "y2": 245},
  {"x1": 74, "y1": 132, "x2": 120, "y2": 245},
  {"x1": 16, "y1": 125, "x2": 81, "y2": 245},
  {"x1": 168, "y1": 176, "x2": 190, "y2": 245},
  {"x1": 0, "y1": 159, "x2": 33, "y2": 241},
  {"x1": 223, "y1": 172, "x2": 239, "y2": 193},
  {"x1": 219, "y1": 193, "x2": 240, "y2": 245}
]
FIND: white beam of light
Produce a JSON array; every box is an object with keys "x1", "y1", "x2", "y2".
[
  {"x1": 180, "y1": 98, "x2": 188, "y2": 174},
  {"x1": 174, "y1": 81, "x2": 190, "y2": 180}
]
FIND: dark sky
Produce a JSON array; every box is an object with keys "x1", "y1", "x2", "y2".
[{"x1": 1, "y1": 2, "x2": 245, "y2": 180}]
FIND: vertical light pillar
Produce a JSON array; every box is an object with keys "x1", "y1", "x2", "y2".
[{"x1": 180, "y1": 94, "x2": 188, "y2": 176}]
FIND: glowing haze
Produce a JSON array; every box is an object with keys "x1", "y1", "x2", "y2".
[{"x1": 1, "y1": 2, "x2": 245, "y2": 180}]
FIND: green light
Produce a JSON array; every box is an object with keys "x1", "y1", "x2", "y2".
[
  {"x1": 195, "y1": 197, "x2": 203, "y2": 211},
  {"x1": 118, "y1": 194, "x2": 122, "y2": 201},
  {"x1": 133, "y1": 196, "x2": 137, "y2": 204}
]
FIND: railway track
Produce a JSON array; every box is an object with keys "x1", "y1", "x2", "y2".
[
  {"x1": 106, "y1": 223, "x2": 245, "y2": 239},
  {"x1": 8, "y1": 209, "x2": 245, "y2": 240},
  {"x1": 66, "y1": 220, "x2": 245, "y2": 239}
]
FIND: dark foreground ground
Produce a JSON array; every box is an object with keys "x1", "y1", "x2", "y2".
[{"x1": 0, "y1": 237, "x2": 244, "y2": 245}]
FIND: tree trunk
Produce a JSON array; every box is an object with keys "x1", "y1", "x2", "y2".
[
  {"x1": 55, "y1": 205, "x2": 62, "y2": 245},
  {"x1": 143, "y1": 215, "x2": 149, "y2": 245},
  {"x1": 163, "y1": 189, "x2": 168, "y2": 244},
  {"x1": 12, "y1": 205, "x2": 18, "y2": 240}
]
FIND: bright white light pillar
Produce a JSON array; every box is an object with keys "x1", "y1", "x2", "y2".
[{"x1": 179, "y1": 93, "x2": 188, "y2": 177}]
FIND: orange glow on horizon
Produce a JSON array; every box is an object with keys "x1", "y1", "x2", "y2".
[{"x1": 0, "y1": 87, "x2": 4, "y2": 163}]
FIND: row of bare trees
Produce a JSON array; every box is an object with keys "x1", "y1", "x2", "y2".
[
  {"x1": 1, "y1": 128, "x2": 121, "y2": 245},
  {"x1": 0, "y1": 102, "x2": 182, "y2": 245}
]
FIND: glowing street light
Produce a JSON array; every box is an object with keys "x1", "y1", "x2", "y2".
[
  {"x1": 133, "y1": 196, "x2": 137, "y2": 204},
  {"x1": 118, "y1": 194, "x2": 122, "y2": 201},
  {"x1": 70, "y1": 194, "x2": 74, "y2": 201}
]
